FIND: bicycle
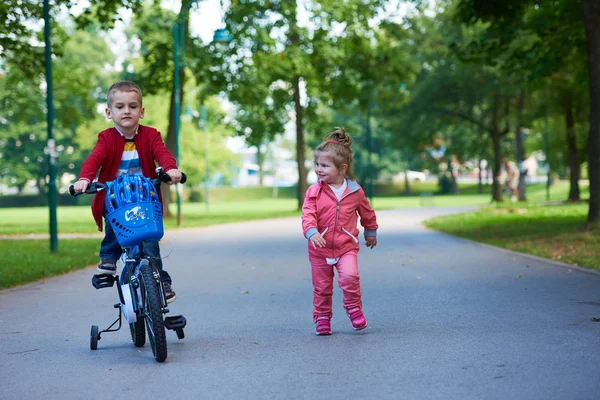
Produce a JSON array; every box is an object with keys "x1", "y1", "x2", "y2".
[{"x1": 69, "y1": 167, "x2": 187, "y2": 362}]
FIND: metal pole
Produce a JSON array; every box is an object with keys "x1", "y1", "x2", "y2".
[
  {"x1": 201, "y1": 104, "x2": 209, "y2": 211},
  {"x1": 44, "y1": 0, "x2": 58, "y2": 252},
  {"x1": 173, "y1": 24, "x2": 182, "y2": 225},
  {"x1": 173, "y1": 0, "x2": 199, "y2": 226}
]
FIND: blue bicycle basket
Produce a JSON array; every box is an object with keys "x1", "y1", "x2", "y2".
[{"x1": 104, "y1": 174, "x2": 164, "y2": 247}]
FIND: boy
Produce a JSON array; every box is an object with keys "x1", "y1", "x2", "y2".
[{"x1": 73, "y1": 81, "x2": 182, "y2": 303}]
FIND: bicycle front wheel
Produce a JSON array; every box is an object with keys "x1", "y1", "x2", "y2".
[{"x1": 140, "y1": 260, "x2": 167, "y2": 362}]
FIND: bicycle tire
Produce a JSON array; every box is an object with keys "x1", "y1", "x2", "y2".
[
  {"x1": 140, "y1": 261, "x2": 167, "y2": 362},
  {"x1": 130, "y1": 320, "x2": 146, "y2": 347}
]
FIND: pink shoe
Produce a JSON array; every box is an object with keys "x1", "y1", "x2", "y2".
[
  {"x1": 347, "y1": 308, "x2": 367, "y2": 331},
  {"x1": 315, "y1": 315, "x2": 332, "y2": 336}
]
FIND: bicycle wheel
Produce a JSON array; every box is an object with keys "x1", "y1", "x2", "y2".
[
  {"x1": 130, "y1": 320, "x2": 146, "y2": 347},
  {"x1": 90, "y1": 325, "x2": 99, "y2": 350},
  {"x1": 140, "y1": 260, "x2": 167, "y2": 362}
]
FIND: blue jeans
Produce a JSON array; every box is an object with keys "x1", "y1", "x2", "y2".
[{"x1": 99, "y1": 218, "x2": 172, "y2": 285}]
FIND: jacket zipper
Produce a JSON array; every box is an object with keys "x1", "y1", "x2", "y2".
[{"x1": 333, "y1": 201, "x2": 340, "y2": 257}]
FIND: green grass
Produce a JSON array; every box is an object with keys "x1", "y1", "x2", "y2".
[
  {"x1": 0, "y1": 239, "x2": 99, "y2": 290},
  {"x1": 0, "y1": 180, "x2": 593, "y2": 289},
  {"x1": 424, "y1": 202, "x2": 600, "y2": 271}
]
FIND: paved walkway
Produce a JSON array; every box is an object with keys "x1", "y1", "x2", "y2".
[{"x1": 2, "y1": 207, "x2": 599, "y2": 399}]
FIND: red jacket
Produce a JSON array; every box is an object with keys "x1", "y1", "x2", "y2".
[
  {"x1": 78, "y1": 125, "x2": 178, "y2": 231},
  {"x1": 301, "y1": 179, "x2": 378, "y2": 258}
]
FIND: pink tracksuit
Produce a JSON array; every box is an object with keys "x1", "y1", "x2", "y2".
[{"x1": 301, "y1": 179, "x2": 378, "y2": 320}]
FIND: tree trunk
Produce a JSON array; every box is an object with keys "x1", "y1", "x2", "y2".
[
  {"x1": 583, "y1": 0, "x2": 600, "y2": 226},
  {"x1": 448, "y1": 160, "x2": 458, "y2": 194},
  {"x1": 490, "y1": 92, "x2": 503, "y2": 202},
  {"x1": 289, "y1": 4, "x2": 307, "y2": 210},
  {"x1": 257, "y1": 141, "x2": 265, "y2": 186},
  {"x1": 515, "y1": 88, "x2": 527, "y2": 201},
  {"x1": 565, "y1": 91, "x2": 581, "y2": 201},
  {"x1": 477, "y1": 157, "x2": 483, "y2": 194},
  {"x1": 404, "y1": 170, "x2": 411, "y2": 195},
  {"x1": 292, "y1": 75, "x2": 307, "y2": 209}
]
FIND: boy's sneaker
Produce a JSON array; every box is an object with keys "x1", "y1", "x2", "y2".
[
  {"x1": 97, "y1": 258, "x2": 117, "y2": 275},
  {"x1": 347, "y1": 308, "x2": 367, "y2": 331},
  {"x1": 315, "y1": 315, "x2": 332, "y2": 336},
  {"x1": 163, "y1": 283, "x2": 176, "y2": 304}
]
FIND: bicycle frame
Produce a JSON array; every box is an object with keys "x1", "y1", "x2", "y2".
[{"x1": 72, "y1": 167, "x2": 187, "y2": 361}]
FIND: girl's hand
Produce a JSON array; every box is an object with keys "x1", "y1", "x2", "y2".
[
  {"x1": 73, "y1": 179, "x2": 89, "y2": 193},
  {"x1": 365, "y1": 236, "x2": 377, "y2": 249},
  {"x1": 309, "y1": 233, "x2": 326, "y2": 249}
]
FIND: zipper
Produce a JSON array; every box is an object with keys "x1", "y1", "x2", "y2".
[{"x1": 332, "y1": 201, "x2": 340, "y2": 257}]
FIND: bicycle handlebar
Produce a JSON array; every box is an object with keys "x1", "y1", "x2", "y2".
[{"x1": 69, "y1": 168, "x2": 187, "y2": 197}]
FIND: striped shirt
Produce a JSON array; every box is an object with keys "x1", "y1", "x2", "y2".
[{"x1": 115, "y1": 126, "x2": 142, "y2": 177}]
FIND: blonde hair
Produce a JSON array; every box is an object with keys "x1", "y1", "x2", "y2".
[
  {"x1": 314, "y1": 127, "x2": 356, "y2": 181},
  {"x1": 107, "y1": 81, "x2": 143, "y2": 107}
]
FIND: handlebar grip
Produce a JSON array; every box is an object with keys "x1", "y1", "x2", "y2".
[
  {"x1": 69, "y1": 185, "x2": 76, "y2": 196},
  {"x1": 180, "y1": 173, "x2": 187, "y2": 184}
]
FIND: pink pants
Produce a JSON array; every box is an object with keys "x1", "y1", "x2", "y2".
[{"x1": 309, "y1": 250, "x2": 362, "y2": 321}]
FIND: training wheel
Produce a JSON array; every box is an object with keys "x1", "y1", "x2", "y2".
[
  {"x1": 175, "y1": 328, "x2": 185, "y2": 340},
  {"x1": 90, "y1": 325, "x2": 99, "y2": 350}
]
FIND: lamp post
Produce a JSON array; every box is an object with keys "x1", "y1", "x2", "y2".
[
  {"x1": 44, "y1": 0, "x2": 58, "y2": 252},
  {"x1": 172, "y1": 1, "x2": 231, "y2": 223},
  {"x1": 200, "y1": 104, "x2": 210, "y2": 211}
]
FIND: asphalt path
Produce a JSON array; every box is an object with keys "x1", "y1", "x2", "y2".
[{"x1": 1, "y1": 207, "x2": 599, "y2": 400}]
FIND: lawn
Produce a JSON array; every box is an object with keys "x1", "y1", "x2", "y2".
[
  {"x1": 0, "y1": 181, "x2": 577, "y2": 236},
  {"x1": 0, "y1": 180, "x2": 594, "y2": 289},
  {"x1": 0, "y1": 239, "x2": 99, "y2": 290},
  {"x1": 424, "y1": 202, "x2": 600, "y2": 271}
]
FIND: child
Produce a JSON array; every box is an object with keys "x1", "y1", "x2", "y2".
[
  {"x1": 73, "y1": 81, "x2": 182, "y2": 303},
  {"x1": 301, "y1": 127, "x2": 378, "y2": 335}
]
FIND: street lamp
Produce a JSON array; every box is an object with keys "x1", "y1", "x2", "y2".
[
  {"x1": 172, "y1": 2, "x2": 231, "y2": 224},
  {"x1": 44, "y1": 0, "x2": 58, "y2": 252},
  {"x1": 200, "y1": 104, "x2": 209, "y2": 211}
]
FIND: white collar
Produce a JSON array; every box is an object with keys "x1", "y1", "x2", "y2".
[{"x1": 114, "y1": 125, "x2": 138, "y2": 138}]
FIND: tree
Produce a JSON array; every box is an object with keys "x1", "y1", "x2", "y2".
[
  {"x1": 583, "y1": 0, "x2": 600, "y2": 226},
  {"x1": 455, "y1": 0, "x2": 596, "y2": 218},
  {"x1": 207, "y1": 0, "x2": 401, "y2": 209}
]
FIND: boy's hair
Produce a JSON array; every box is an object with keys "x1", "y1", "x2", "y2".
[
  {"x1": 106, "y1": 81, "x2": 143, "y2": 106},
  {"x1": 314, "y1": 127, "x2": 357, "y2": 181}
]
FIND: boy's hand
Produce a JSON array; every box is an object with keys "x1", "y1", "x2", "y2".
[
  {"x1": 365, "y1": 236, "x2": 377, "y2": 249},
  {"x1": 166, "y1": 169, "x2": 182, "y2": 185},
  {"x1": 309, "y1": 232, "x2": 326, "y2": 249},
  {"x1": 73, "y1": 179, "x2": 89, "y2": 193}
]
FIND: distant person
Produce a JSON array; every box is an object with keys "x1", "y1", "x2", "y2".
[
  {"x1": 72, "y1": 81, "x2": 182, "y2": 303},
  {"x1": 502, "y1": 159, "x2": 520, "y2": 202},
  {"x1": 301, "y1": 127, "x2": 379, "y2": 335}
]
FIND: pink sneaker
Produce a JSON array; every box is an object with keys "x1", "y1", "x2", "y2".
[
  {"x1": 347, "y1": 308, "x2": 367, "y2": 331},
  {"x1": 315, "y1": 315, "x2": 332, "y2": 336}
]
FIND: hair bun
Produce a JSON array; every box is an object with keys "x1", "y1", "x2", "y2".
[{"x1": 324, "y1": 126, "x2": 352, "y2": 147}]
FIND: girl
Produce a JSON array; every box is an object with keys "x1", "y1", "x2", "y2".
[{"x1": 301, "y1": 127, "x2": 378, "y2": 335}]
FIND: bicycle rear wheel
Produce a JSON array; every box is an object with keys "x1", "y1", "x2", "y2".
[{"x1": 140, "y1": 260, "x2": 167, "y2": 362}]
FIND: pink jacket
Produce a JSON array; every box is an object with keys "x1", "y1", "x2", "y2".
[{"x1": 302, "y1": 179, "x2": 378, "y2": 258}]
